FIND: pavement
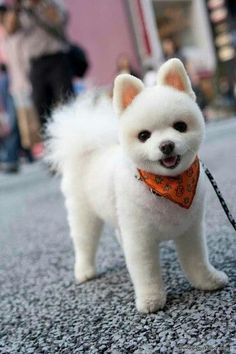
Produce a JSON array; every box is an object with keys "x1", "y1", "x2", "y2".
[{"x1": 0, "y1": 118, "x2": 236, "y2": 354}]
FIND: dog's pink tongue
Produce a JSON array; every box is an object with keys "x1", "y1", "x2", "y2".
[{"x1": 162, "y1": 156, "x2": 177, "y2": 167}]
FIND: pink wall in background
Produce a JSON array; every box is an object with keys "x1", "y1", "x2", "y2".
[{"x1": 66, "y1": 0, "x2": 139, "y2": 86}]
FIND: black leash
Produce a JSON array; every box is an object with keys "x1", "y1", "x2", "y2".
[{"x1": 201, "y1": 162, "x2": 236, "y2": 232}]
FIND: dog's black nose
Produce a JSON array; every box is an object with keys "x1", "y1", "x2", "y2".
[{"x1": 159, "y1": 141, "x2": 175, "y2": 155}]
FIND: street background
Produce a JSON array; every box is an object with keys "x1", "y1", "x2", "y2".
[{"x1": 0, "y1": 0, "x2": 236, "y2": 353}]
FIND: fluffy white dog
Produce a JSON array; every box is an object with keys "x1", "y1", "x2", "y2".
[{"x1": 47, "y1": 59, "x2": 228, "y2": 313}]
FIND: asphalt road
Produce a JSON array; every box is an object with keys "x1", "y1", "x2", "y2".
[{"x1": 0, "y1": 118, "x2": 236, "y2": 354}]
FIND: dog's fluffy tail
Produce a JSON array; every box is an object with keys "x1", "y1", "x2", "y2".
[{"x1": 46, "y1": 93, "x2": 118, "y2": 172}]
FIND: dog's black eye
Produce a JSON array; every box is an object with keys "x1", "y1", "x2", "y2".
[
  {"x1": 138, "y1": 130, "x2": 151, "y2": 142},
  {"x1": 173, "y1": 121, "x2": 187, "y2": 133}
]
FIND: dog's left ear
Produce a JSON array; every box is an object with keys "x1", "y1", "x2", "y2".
[
  {"x1": 156, "y1": 58, "x2": 196, "y2": 100},
  {"x1": 113, "y1": 74, "x2": 144, "y2": 116}
]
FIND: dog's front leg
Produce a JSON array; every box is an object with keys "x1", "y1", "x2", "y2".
[
  {"x1": 175, "y1": 219, "x2": 228, "y2": 290},
  {"x1": 122, "y1": 229, "x2": 166, "y2": 313}
]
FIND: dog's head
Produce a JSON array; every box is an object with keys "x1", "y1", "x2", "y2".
[{"x1": 113, "y1": 58, "x2": 205, "y2": 176}]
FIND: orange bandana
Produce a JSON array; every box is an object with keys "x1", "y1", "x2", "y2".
[{"x1": 137, "y1": 157, "x2": 200, "y2": 209}]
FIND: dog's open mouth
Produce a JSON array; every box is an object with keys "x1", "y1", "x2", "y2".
[{"x1": 160, "y1": 155, "x2": 181, "y2": 169}]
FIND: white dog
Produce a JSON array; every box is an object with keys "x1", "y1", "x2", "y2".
[{"x1": 47, "y1": 59, "x2": 228, "y2": 313}]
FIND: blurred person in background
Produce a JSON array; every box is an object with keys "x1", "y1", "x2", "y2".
[
  {"x1": 0, "y1": 63, "x2": 20, "y2": 173},
  {"x1": 11, "y1": 0, "x2": 74, "y2": 127},
  {"x1": 0, "y1": 5, "x2": 20, "y2": 173},
  {"x1": 162, "y1": 37, "x2": 185, "y2": 62},
  {"x1": 2, "y1": 5, "x2": 41, "y2": 161},
  {"x1": 116, "y1": 54, "x2": 140, "y2": 78},
  {"x1": 186, "y1": 60, "x2": 208, "y2": 116},
  {"x1": 218, "y1": 76, "x2": 236, "y2": 108}
]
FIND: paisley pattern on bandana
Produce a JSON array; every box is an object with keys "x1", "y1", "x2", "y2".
[{"x1": 137, "y1": 157, "x2": 200, "y2": 209}]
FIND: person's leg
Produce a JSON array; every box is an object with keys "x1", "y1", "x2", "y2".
[
  {"x1": 30, "y1": 60, "x2": 53, "y2": 127},
  {"x1": 48, "y1": 53, "x2": 74, "y2": 106},
  {"x1": 2, "y1": 93, "x2": 21, "y2": 172},
  {"x1": 21, "y1": 147, "x2": 34, "y2": 163},
  {"x1": 2, "y1": 133, "x2": 20, "y2": 172},
  {"x1": 0, "y1": 73, "x2": 20, "y2": 171}
]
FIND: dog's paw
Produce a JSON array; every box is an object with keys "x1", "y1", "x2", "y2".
[
  {"x1": 136, "y1": 291, "x2": 166, "y2": 314},
  {"x1": 192, "y1": 268, "x2": 228, "y2": 291},
  {"x1": 74, "y1": 263, "x2": 96, "y2": 283}
]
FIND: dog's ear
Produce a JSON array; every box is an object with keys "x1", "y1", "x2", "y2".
[
  {"x1": 113, "y1": 74, "x2": 144, "y2": 115},
  {"x1": 156, "y1": 58, "x2": 196, "y2": 100}
]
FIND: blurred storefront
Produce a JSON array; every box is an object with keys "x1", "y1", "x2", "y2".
[
  {"x1": 66, "y1": 0, "x2": 140, "y2": 87},
  {"x1": 128, "y1": 0, "x2": 216, "y2": 73},
  {"x1": 66, "y1": 1, "x2": 236, "y2": 89},
  {"x1": 66, "y1": 0, "x2": 217, "y2": 86},
  {"x1": 207, "y1": 0, "x2": 236, "y2": 71}
]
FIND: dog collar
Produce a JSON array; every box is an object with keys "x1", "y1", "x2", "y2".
[{"x1": 137, "y1": 157, "x2": 200, "y2": 209}]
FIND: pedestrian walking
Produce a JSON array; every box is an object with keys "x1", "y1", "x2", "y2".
[
  {"x1": 0, "y1": 64, "x2": 20, "y2": 173},
  {"x1": 13, "y1": 0, "x2": 74, "y2": 127},
  {"x1": 2, "y1": 6, "x2": 41, "y2": 158}
]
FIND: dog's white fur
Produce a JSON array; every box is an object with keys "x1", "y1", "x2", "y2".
[{"x1": 47, "y1": 59, "x2": 228, "y2": 313}]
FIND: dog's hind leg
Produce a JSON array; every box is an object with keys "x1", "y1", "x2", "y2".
[
  {"x1": 174, "y1": 219, "x2": 228, "y2": 290},
  {"x1": 66, "y1": 197, "x2": 103, "y2": 283}
]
